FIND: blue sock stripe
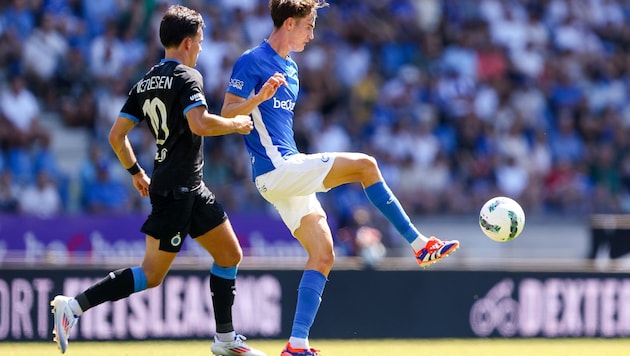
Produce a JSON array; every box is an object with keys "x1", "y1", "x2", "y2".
[
  {"x1": 131, "y1": 266, "x2": 148, "y2": 293},
  {"x1": 365, "y1": 181, "x2": 419, "y2": 243},
  {"x1": 211, "y1": 264, "x2": 238, "y2": 280}
]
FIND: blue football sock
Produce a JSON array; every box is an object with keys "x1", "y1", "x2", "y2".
[
  {"x1": 291, "y1": 270, "x2": 327, "y2": 339},
  {"x1": 365, "y1": 181, "x2": 419, "y2": 243}
]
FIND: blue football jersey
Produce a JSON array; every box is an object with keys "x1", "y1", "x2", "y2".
[{"x1": 226, "y1": 40, "x2": 300, "y2": 180}]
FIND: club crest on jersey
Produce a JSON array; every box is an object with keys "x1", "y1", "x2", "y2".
[
  {"x1": 320, "y1": 153, "x2": 330, "y2": 162},
  {"x1": 272, "y1": 97, "x2": 295, "y2": 111}
]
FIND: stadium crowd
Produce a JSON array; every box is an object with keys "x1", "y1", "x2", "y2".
[{"x1": 0, "y1": 0, "x2": 630, "y2": 236}]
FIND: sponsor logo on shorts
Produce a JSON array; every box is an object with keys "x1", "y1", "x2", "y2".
[{"x1": 171, "y1": 233, "x2": 182, "y2": 247}]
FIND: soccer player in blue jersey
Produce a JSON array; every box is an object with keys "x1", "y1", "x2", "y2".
[
  {"x1": 222, "y1": 1, "x2": 460, "y2": 355},
  {"x1": 50, "y1": 5, "x2": 265, "y2": 356}
]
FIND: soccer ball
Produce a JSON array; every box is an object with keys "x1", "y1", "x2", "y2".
[{"x1": 479, "y1": 196, "x2": 525, "y2": 242}]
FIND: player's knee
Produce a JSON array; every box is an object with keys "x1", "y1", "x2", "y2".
[
  {"x1": 354, "y1": 153, "x2": 376, "y2": 170},
  {"x1": 312, "y1": 250, "x2": 335, "y2": 270},
  {"x1": 357, "y1": 154, "x2": 381, "y2": 181},
  {"x1": 222, "y1": 248, "x2": 243, "y2": 266},
  {"x1": 218, "y1": 249, "x2": 243, "y2": 267}
]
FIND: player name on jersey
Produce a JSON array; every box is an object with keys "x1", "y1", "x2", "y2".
[{"x1": 136, "y1": 75, "x2": 174, "y2": 93}]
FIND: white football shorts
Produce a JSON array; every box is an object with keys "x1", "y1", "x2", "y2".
[{"x1": 254, "y1": 152, "x2": 336, "y2": 234}]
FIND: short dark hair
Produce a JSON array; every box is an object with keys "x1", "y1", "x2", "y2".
[
  {"x1": 269, "y1": 0, "x2": 329, "y2": 28},
  {"x1": 159, "y1": 5, "x2": 204, "y2": 48}
]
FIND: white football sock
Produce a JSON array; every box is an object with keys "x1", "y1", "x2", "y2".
[
  {"x1": 216, "y1": 331, "x2": 236, "y2": 342},
  {"x1": 410, "y1": 234, "x2": 429, "y2": 252},
  {"x1": 289, "y1": 336, "x2": 309, "y2": 349},
  {"x1": 69, "y1": 298, "x2": 83, "y2": 316}
]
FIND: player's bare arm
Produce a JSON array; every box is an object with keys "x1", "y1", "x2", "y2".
[
  {"x1": 109, "y1": 116, "x2": 151, "y2": 197},
  {"x1": 186, "y1": 106, "x2": 253, "y2": 136},
  {"x1": 221, "y1": 73, "x2": 287, "y2": 117}
]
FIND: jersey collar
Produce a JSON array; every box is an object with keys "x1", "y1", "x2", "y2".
[
  {"x1": 261, "y1": 40, "x2": 291, "y2": 68},
  {"x1": 160, "y1": 58, "x2": 182, "y2": 64}
]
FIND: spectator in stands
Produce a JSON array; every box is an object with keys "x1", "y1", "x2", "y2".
[
  {"x1": 0, "y1": 170, "x2": 19, "y2": 213},
  {"x1": 82, "y1": 0, "x2": 121, "y2": 39},
  {"x1": 95, "y1": 77, "x2": 129, "y2": 138},
  {"x1": 495, "y1": 155, "x2": 529, "y2": 199},
  {"x1": 56, "y1": 44, "x2": 100, "y2": 131},
  {"x1": 0, "y1": 73, "x2": 50, "y2": 184},
  {"x1": 3, "y1": 0, "x2": 630, "y2": 220},
  {"x1": 549, "y1": 109, "x2": 585, "y2": 164},
  {"x1": 336, "y1": 206, "x2": 385, "y2": 267},
  {"x1": 3, "y1": 0, "x2": 36, "y2": 41},
  {"x1": 89, "y1": 20, "x2": 124, "y2": 87},
  {"x1": 0, "y1": 73, "x2": 50, "y2": 149},
  {"x1": 82, "y1": 158, "x2": 130, "y2": 214},
  {"x1": 18, "y1": 170, "x2": 62, "y2": 218},
  {"x1": 33, "y1": 137, "x2": 70, "y2": 208},
  {"x1": 21, "y1": 11, "x2": 69, "y2": 108}
]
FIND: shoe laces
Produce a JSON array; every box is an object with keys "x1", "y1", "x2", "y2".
[
  {"x1": 424, "y1": 237, "x2": 443, "y2": 253},
  {"x1": 226, "y1": 334, "x2": 249, "y2": 347}
]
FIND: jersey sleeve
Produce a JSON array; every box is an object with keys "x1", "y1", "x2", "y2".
[
  {"x1": 226, "y1": 52, "x2": 259, "y2": 99},
  {"x1": 177, "y1": 66, "x2": 207, "y2": 116},
  {"x1": 119, "y1": 85, "x2": 143, "y2": 124}
]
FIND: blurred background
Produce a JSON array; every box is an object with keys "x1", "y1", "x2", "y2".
[
  {"x1": 3, "y1": 0, "x2": 630, "y2": 343},
  {"x1": 1, "y1": 0, "x2": 630, "y2": 268}
]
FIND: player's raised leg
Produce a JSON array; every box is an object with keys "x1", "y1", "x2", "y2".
[{"x1": 324, "y1": 152, "x2": 460, "y2": 266}]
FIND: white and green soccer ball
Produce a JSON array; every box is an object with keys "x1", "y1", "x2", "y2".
[{"x1": 479, "y1": 196, "x2": 526, "y2": 242}]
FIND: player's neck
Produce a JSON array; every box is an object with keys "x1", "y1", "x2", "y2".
[
  {"x1": 267, "y1": 31, "x2": 290, "y2": 59},
  {"x1": 164, "y1": 49, "x2": 191, "y2": 67}
]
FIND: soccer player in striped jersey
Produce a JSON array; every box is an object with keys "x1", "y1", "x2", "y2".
[
  {"x1": 221, "y1": 1, "x2": 460, "y2": 355},
  {"x1": 50, "y1": 5, "x2": 265, "y2": 356}
]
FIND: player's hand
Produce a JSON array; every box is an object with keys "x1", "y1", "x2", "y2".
[
  {"x1": 233, "y1": 114, "x2": 254, "y2": 134},
  {"x1": 258, "y1": 72, "x2": 287, "y2": 101},
  {"x1": 132, "y1": 173, "x2": 151, "y2": 197}
]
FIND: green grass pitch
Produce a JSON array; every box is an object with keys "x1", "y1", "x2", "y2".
[{"x1": 2, "y1": 339, "x2": 630, "y2": 356}]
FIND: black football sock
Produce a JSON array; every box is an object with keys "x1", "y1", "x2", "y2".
[
  {"x1": 210, "y1": 273, "x2": 236, "y2": 333},
  {"x1": 76, "y1": 268, "x2": 135, "y2": 312}
]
